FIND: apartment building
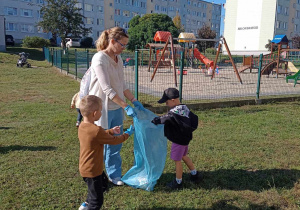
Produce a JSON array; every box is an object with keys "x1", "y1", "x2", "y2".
[
  {"x1": 1, "y1": 0, "x2": 221, "y2": 44},
  {"x1": 224, "y1": 0, "x2": 300, "y2": 55}
]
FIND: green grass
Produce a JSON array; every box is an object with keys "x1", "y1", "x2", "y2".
[{"x1": 1, "y1": 49, "x2": 300, "y2": 209}]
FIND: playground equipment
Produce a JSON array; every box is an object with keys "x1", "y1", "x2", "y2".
[
  {"x1": 193, "y1": 48, "x2": 214, "y2": 68},
  {"x1": 147, "y1": 31, "x2": 183, "y2": 86},
  {"x1": 286, "y1": 70, "x2": 300, "y2": 87},
  {"x1": 239, "y1": 35, "x2": 300, "y2": 77}
]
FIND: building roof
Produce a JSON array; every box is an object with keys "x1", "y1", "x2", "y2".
[
  {"x1": 178, "y1": 33, "x2": 196, "y2": 42},
  {"x1": 153, "y1": 31, "x2": 171, "y2": 42},
  {"x1": 271, "y1": 35, "x2": 289, "y2": 44}
]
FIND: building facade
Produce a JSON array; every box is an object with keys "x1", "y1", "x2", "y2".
[
  {"x1": 224, "y1": 0, "x2": 300, "y2": 55},
  {"x1": 1, "y1": 0, "x2": 221, "y2": 44}
]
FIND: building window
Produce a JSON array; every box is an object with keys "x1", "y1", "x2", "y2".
[
  {"x1": 203, "y1": 3, "x2": 207, "y2": 8},
  {"x1": 6, "y1": 22, "x2": 17, "y2": 31},
  {"x1": 297, "y1": 10, "x2": 300, "y2": 18},
  {"x1": 21, "y1": 0, "x2": 32, "y2": 2},
  {"x1": 21, "y1": 24, "x2": 34, "y2": 33},
  {"x1": 294, "y1": 24, "x2": 298, "y2": 32},
  {"x1": 115, "y1": 9, "x2": 120, "y2": 15},
  {"x1": 284, "y1": 7, "x2": 288, "y2": 15},
  {"x1": 123, "y1": 22, "x2": 129, "y2": 28},
  {"x1": 36, "y1": 0, "x2": 44, "y2": 4},
  {"x1": 283, "y1": 22, "x2": 287, "y2": 29},
  {"x1": 141, "y1": 2, "x2": 146, "y2": 8},
  {"x1": 187, "y1": 0, "x2": 191, "y2": 5},
  {"x1": 37, "y1": 10, "x2": 44, "y2": 18},
  {"x1": 198, "y1": 2, "x2": 201, "y2": 7},
  {"x1": 115, "y1": 0, "x2": 121, "y2": 3},
  {"x1": 115, "y1": 21, "x2": 120, "y2": 27},
  {"x1": 37, "y1": 26, "x2": 46, "y2": 33},
  {"x1": 97, "y1": 19, "x2": 103, "y2": 25},
  {"x1": 75, "y1": 3, "x2": 82, "y2": 8},
  {"x1": 85, "y1": 4, "x2": 93, "y2": 11},
  {"x1": 277, "y1": 5, "x2": 282, "y2": 13},
  {"x1": 276, "y1": 21, "x2": 281, "y2": 28},
  {"x1": 123, "y1": 10, "x2": 130, "y2": 17},
  {"x1": 98, "y1": 6, "x2": 103, "y2": 12},
  {"x1": 109, "y1": 3, "x2": 113, "y2": 7},
  {"x1": 155, "y1": 5, "x2": 160, "y2": 11},
  {"x1": 5, "y1": 7, "x2": 17, "y2": 16},
  {"x1": 169, "y1": 6, "x2": 174, "y2": 11},
  {"x1": 161, "y1": 7, "x2": 167, "y2": 12},
  {"x1": 86, "y1": 17, "x2": 93, "y2": 24},
  {"x1": 203, "y1": 13, "x2": 206, "y2": 18},
  {"x1": 126, "y1": 0, "x2": 130, "y2": 5},
  {"x1": 132, "y1": 12, "x2": 138, "y2": 16},
  {"x1": 20, "y1": 9, "x2": 33, "y2": 17}
]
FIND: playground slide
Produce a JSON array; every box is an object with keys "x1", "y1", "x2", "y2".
[
  {"x1": 193, "y1": 48, "x2": 214, "y2": 67},
  {"x1": 288, "y1": 62, "x2": 299, "y2": 73}
]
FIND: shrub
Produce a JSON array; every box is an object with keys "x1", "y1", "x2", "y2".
[
  {"x1": 205, "y1": 47, "x2": 217, "y2": 55},
  {"x1": 22, "y1": 36, "x2": 50, "y2": 48},
  {"x1": 80, "y1": 37, "x2": 93, "y2": 48}
]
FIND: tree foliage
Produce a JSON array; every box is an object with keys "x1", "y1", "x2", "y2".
[
  {"x1": 196, "y1": 25, "x2": 216, "y2": 52},
  {"x1": 265, "y1": 39, "x2": 278, "y2": 51},
  {"x1": 127, "y1": 14, "x2": 179, "y2": 51},
  {"x1": 173, "y1": 12, "x2": 184, "y2": 33},
  {"x1": 291, "y1": 34, "x2": 300, "y2": 49},
  {"x1": 38, "y1": 0, "x2": 91, "y2": 48}
]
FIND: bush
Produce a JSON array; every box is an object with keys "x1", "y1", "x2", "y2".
[
  {"x1": 205, "y1": 48, "x2": 217, "y2": 55},
  {"x1": 22, "y1": 36, "x2": 50, "y2": 48},
  {"x1": 80, "y1": 37, "x2": 93, "y2": 48}
]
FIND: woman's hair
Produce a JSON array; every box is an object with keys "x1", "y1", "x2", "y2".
[
  {"x1": 79, "y1": 95, "x2": 102, "y2": 117},
  {"x1": 95, "y1": 27, "x2": 128, "y2": 51}
]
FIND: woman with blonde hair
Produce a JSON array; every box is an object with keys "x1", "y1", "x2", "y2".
[{"x1": 88, "y1": 27, "x2": 144, "y2": 186}]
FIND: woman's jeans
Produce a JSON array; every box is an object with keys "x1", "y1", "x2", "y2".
[{"x1": 104, "y1": 108, "x2": 124, "y2": 180}]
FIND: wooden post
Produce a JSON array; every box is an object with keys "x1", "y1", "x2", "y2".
[
  {"x1": 222, "y1": 37, "x2": 243, "y2": 84},
  {"x1": 277, "y1": 43, "x2": 281, "y2": 77},
  {"x1": 150, "y1": 35, "x2": 177, "y2": 86}
]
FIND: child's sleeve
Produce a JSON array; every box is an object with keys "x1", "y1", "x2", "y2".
[
  {"x1": 71, "y1": 93, "x2": 77, "y2": 105},
  {"x1": 97, "y1": 128, "x2": 129, "y2": 145}
]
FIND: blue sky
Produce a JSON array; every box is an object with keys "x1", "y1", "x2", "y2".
[{"x1": 205, "y1": 0, "x2": 226, "y2": 35}]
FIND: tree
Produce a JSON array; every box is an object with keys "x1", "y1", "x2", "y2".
[
  {"x1": 265, "y1": 39, "x2": 278, "y2": 52},
  {"x1": 196, "y1": 25, "x2": 216, "y2": 52},
  {"x1": 173, "y1": 12, "x2": 184, "y2": 33},
  {"x1": 127, "y1": 14, "x2": 179, "y2": 51},
  {"x1": 38, "y1": 0, "x2": 91, "y2": 48},
  {"x1": 291, "y1": 34, "x2": 300, "y2": 49}
]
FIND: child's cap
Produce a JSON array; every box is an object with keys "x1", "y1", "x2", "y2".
[{"x1": 158, "y1": 88, "x2": 179, "y2": 103}]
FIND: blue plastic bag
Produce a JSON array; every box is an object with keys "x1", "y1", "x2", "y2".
[{"x1": 121, "y1": 108, "x2": 167, "y2": 191}]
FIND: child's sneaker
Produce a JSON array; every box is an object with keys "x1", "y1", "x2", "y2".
[
  {"x1": 166, "y1": 179, "x2": 183, "y2": 190},
  {"x1": 78, "y1": 202, "x2": 88, "y2": 210},
  {"x1": 76, "y1": 121, "x2": 80, "y2": 127},
  {"x1": 190, "y1": 171, "x2": 203, "y2": 183}
]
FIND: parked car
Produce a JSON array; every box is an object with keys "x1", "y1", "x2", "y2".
[
  {"x1": 61, "y1": 37, "x2": 81, "y2": 48},
  {"x1": 5, "y1": 35, "x2": 15, "y2": 46}
]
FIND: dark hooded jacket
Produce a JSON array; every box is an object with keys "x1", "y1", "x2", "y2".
[{"x1": 153, "y1": 104, "x2": 198, "y2": 145}]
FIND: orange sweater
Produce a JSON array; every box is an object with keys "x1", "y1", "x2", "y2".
[{"x1": 78, "y1": 122, "x2": 129, "y2": 178}]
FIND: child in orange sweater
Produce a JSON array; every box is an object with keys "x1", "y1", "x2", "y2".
[{"x1": 78, "y1": 95, "x2": 134, "y2": 210}]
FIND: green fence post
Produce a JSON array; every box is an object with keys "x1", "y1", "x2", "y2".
[
  {"x1": 60, "y1": 49, "x2": 62, "y2": 72},
  {"x1": 51, "y1": 48, "x2": 54, "y2": 66},
  {"x1": 75, "y1": 49, "x2": 78, "y2": 80},
  {"x1": 179, "y1": 51, "x2": 185, "y2": 103},
  {"x1": 86, "y1": 49, "x2": 89, "y2": 68},
  {"x1": 135, "y1": 48, "x2": 139, "y2": 100},
  {"x1": 67, "y1": 48, "x2": 69, "y2": 74},
  {"x1": 256, "y1": 53, "x2": 263, "y2": 100},
  {"x1": 141, "y1": 45, "x2": 143, "y2": 67}
]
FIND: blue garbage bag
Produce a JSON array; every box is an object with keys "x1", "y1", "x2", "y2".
[{"x1": 121, "y1": 108, "x2": 167, "y2": 191}]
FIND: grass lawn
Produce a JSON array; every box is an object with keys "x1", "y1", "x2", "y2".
[{"x1": 1, "y1": 47, "x2": 300, "y2": 209}]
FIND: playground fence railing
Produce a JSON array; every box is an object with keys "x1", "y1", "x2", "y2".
[{"x1": 44, "y1": 47, "x2": 300, "y2": 107}]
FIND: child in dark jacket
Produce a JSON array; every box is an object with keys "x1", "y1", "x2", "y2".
[{"x1": 152, "y1": 88, "x2": 202, "y2": 190}]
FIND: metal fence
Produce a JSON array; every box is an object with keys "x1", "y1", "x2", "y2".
[{"x1": 44, "y1": 43, "x2": 300, "y2": 106}]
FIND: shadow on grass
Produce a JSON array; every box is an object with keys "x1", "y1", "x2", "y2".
[
  {"x1": 6, "y1": 47, "x2": 45, "y2": 61},
  {"x1": 0, "y1": 145, "x2": 56, "y2": 154},
  {"x1": 157, "y1": 169, "x2": 300, "y2": 192},
  {"x1": 0, "y1": 127, "x2": 12, "y2": 130}
]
